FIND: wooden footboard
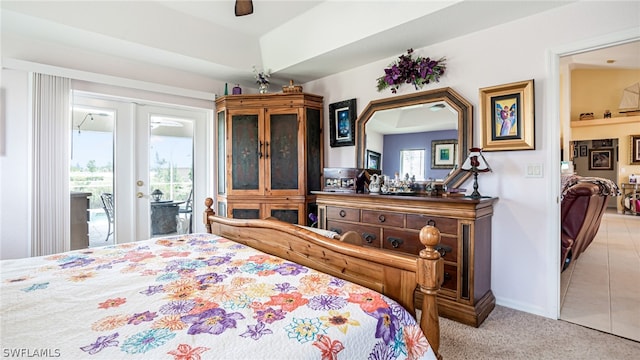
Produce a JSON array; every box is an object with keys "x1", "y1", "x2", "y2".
[{"x1": 204, "y1": 198, "x2": 443, "y2": 358}]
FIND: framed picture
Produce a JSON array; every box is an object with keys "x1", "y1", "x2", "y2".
[
  {"x1": 366, "y1": 150, "x2": 381, "y2": 170},
  {"x1": 431, "y1": 139, "x2": 457, "y2": 169},
  {"x1": 329, "y1": 98, "x2": 357, "y2": 147},
  {"x1": 480, "y1": 79, "x2": 535, "y2": 151},
  {"x1": 579, "y1": 145, "x2": 587, "y2": 157},
  {"x1": 589, "y1": 148, "x2": 613, "y2": 170},
  {"x1": 592, "y1": 139, "x2": 613, "y2": 148},
  {"x1": 631, "y1": 135, "x2": 640, "y2": 165}
]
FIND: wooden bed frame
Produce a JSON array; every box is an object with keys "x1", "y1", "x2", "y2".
[{"x1": 204, "y1": 198, "x2": 444, "y2": 358}]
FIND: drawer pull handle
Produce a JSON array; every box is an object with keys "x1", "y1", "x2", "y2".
[
  {"x1": 339, "y1": 210, "x2": 346, "y2": 217},
  {"x1": 387, "y1": 237, "x2": 403, "y2": 248},
  {"x1": 426, "y1": 219, "x2": 436, "y2": 226},
  {"x1": 330, "y1": 228, "x2": 342, "y2": 234},
  {"x1": 443, "y1": 272, "x2": 452, "y2": 281},
  {"x1": 435, "y1": 245, "x2": 452, "y2": 257},
  {"x1": 378, "y1": 214, "x2": 386, "y2": 223},
  {"x1": 362, "y1": 232, "x2": 376, "y2": 244}
]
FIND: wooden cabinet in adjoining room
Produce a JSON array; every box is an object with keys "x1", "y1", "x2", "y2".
[
  {"x1": 314, "y1": 191, "x2": 497, "y2": 327},
  {"x1": 70, "y1": 192, "x2": 91, "y2": 250},
  {"x1": 216, "y1": 93, "x2": 323, "y2": 225}
]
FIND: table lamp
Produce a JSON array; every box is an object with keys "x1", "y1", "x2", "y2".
[{"x1": 461, "y1": 147, "x2": 491, "y2": 199}]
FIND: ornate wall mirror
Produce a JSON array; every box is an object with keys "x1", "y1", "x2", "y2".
[{"x1": 356, "y1": 87, "x2": 473, "y2": 189}]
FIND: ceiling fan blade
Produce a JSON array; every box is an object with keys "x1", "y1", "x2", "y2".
[{"x1": 235, "y1": 0, "x2": 254, "y2": 16}]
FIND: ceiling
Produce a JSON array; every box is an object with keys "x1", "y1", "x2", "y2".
[
  {"x1": 2, "y1": 0, "x2": 585, "y2": 89},
  {"x1": 2, "y1": 1, "x2": 637, "y2": 91}
]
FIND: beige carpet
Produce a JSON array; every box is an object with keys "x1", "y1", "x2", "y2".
[{"x1": 437, "y1": 305, "x2": 640, "y2": 359}]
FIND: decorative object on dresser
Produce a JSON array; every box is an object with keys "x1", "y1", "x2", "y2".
[
  {"x1": 460, "y1": 148, "x2": 492, "y2": 199},
  {"x1": 323, "y1": 167, "x2": 380, "y2": 194},
  {"x1": 329, "y1": 98, "x2": 357, "y2": 147},
  {"x1": 312, "y1": 191, "x2": 497, "y2": 327},
  {"x1": 479, "y1": 79, "x2": 535, "y2": 151},
  {"x1": 215, "y1": 92, "x2": 323, "y2": 226}
]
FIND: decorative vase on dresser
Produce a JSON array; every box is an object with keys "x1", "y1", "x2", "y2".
[
  {"x1": 216, "y1": 93, "x2": 323, "y2": 225},
  {"x1": 313, "y1": 191, "x2": 497, "y2": 327}
]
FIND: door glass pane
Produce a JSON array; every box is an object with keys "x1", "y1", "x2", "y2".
[
  {"x1": 70, "y1": 108, "x2": 115, "y2": 248},
  {"x1": 149, "y1": 116, "x2": 193, "y2": 237}
]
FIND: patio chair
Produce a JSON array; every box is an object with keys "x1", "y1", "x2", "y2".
[
  {"x1": 178, "y1": 189, "x2": 193, "y2": 233},
  {"x1": 100, "y1": 193, "x2": 114, "y2": 241}
]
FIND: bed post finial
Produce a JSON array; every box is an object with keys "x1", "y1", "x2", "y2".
[
  {"x1": 418, "y1": 225, "x2": 443, "y2": 359},
  {"x1": 204, "y1": 197, "x2": 215, "y2": 234}
]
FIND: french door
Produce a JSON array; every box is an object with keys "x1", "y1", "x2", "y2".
[{"x1": 71, "y1": 92, "x2": 209, "y2": 246}]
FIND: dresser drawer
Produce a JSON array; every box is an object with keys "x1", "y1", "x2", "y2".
[
  {"x1": 326, "y1": 206, "x2": 360, "y2": 222},
  {"x1": 406, "y1": 214, "x2": 458, "y2": 235},
  {"x1": 326, "y1": 220, "x2": 381, "y2": 248},
  {"x1": 381, "y1": 228, "x2": 421, "y2": 255},
  {"x1": 442, "y1": 264, "x2": 458, "y2": 292},
  {"x1": 362, "y1": 210, "x2": 404, "y2": 227},
  {"x1": 436, "y1": 234, "x2": 458, "y2": 263}
]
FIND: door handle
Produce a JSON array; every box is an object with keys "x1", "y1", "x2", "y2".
[{"x1": 136, "y1": 192, "x2": 144, "y2": 198}]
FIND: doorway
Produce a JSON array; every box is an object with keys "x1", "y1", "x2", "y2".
[
  {"x1": 555, "y1": 40, "x2": 640, "y2": 341},
  {"x1": 70, "y1": 92, "x2": 208, "y2": 248}
]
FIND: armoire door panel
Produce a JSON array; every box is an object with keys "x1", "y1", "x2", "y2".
[
  {"x1": 268, "y1": 113, "x2": 299, "y2": 191},
  {"x1": 231, "y1": 114, "x2": 261, "y2": 191}
]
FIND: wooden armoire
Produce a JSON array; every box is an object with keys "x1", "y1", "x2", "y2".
[{"x1": 215, "y1": 93, "x2": 323, "y2": 225}]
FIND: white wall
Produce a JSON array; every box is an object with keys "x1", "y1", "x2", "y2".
[
  {"x1": 303, "y1": 1, "x2": 639, "y2": 318},
  {"x1": 0, "y1": 69, "x2": 31, "y2": 259}
]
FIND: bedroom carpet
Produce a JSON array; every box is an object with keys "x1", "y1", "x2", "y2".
[{"x1": 437, "y1": 305, "x2": 640, "y2": 359}]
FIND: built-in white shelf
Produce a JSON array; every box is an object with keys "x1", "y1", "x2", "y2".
[{"x1": 571, "y1": 115, "x2": 640, "y2": 127}]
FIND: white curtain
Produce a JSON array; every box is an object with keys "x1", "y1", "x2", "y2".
[{"x1": 31, "y1": 73, "x2": 71, "y2": 256}]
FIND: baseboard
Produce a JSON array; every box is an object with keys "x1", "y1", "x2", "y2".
[{"x1": 494, "y1": 297, "x2": 553, "y2": 319}]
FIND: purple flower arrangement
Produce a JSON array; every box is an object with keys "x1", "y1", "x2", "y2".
[{"x1": 376, "y1": 48, "x2": 446, "y2": 93}]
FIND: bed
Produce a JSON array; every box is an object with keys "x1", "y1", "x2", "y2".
[{"x1": 0, "y1": 198, "x2": 443, "y2": 359}]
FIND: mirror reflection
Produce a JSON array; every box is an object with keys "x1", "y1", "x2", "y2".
[
  {"x1": 365, "y1": 101, "x2": 458, "y2": 181},
  {"x1": 356, "y1": 88, "x2": 473, "y2": 190}
]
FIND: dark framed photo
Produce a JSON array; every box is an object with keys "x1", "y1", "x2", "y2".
[
  {"x1": 480, "y1": 79, "x2": 535, "y2": 151},
  {"x1": 329, "y1": 98, "x2": 357, "y2": 147},
  {"x1": 366, "y1": 150, "x2": 381, "y2": 170},
  {"x1": 431, "y1": 139, "x2": 457, "y2": 169},
  {"x1": 631, "y1": 135, "x2": 640, "y2": 165},
  {"x1": 589, "y1": 148, "x2": 613, "y2": 170},
  {"x1": 579, "y1": 145, "x2": 587, "y2": 157}
]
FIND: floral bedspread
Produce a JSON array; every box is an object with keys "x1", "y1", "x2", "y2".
[{"x1": 1, "y1": 233, "x2": 435, "y2": 359}]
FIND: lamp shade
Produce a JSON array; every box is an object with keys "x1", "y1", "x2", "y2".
[{"x1": 461, "y1": 147, "x2": 491, "y2": 172}]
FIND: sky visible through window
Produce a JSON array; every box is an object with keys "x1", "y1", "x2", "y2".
[{"x1": 71, "y1": 130, "x2": 192, "y2": 168}]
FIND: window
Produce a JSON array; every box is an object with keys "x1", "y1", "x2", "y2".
[{"x1": 399, "y1": 149, "x2": 425, "y2": 180}]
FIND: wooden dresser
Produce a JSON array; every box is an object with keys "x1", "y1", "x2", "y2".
[{"x1": 313, "y1": 191, "x2": 497, "y2": 327}]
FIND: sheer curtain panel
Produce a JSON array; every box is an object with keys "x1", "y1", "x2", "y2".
[{"x1": 31, "y1": 73, "x2": 71, "y2": 256}]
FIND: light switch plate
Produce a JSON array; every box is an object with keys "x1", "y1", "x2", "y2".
[{"x1": 526, "y1": 163, "x2": 543, "y2": 178}]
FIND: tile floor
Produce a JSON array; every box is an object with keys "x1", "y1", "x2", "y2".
[{"x1": 560, "y1": 209, "x2": 640, "y2": 342}]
